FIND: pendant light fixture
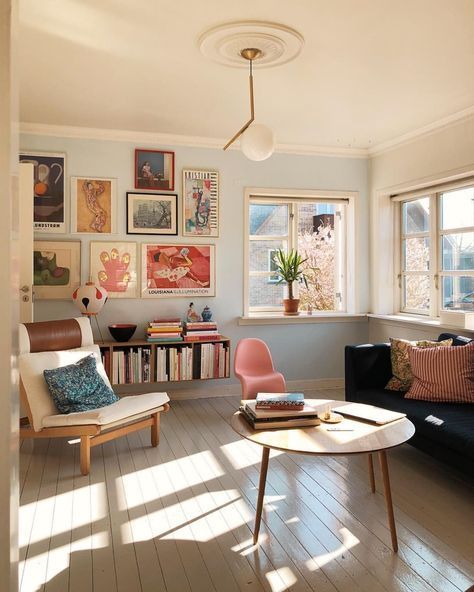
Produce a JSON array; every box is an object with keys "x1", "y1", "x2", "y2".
[{"x1": 223, "y1": 48, "x2": 275, "y2": 161}]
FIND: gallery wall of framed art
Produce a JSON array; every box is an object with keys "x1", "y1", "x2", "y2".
[{"x1": 23, "y1": 143, "x2": 220, "y2": 303}]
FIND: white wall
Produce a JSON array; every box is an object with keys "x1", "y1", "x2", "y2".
[
  {"x1": 22, "y1": 132, "x2": 370, "y2": 387},
  {"x1": 1, "y1": 0, "x2": 19, "y2": 590},
  {"x1": 369, "y1": 115, "x2": 474, "y2": 339}
]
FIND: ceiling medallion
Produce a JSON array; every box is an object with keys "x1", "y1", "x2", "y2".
[{"x1": 198, "y1": 20, "x2": 304, "y2": 69}]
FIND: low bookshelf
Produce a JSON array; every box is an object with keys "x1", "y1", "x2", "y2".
[{"x1": 98, "y1": 337, "x2": 231, "y2": 386}]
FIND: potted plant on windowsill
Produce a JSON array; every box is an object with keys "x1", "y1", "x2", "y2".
[{"x1": 273, "y1": 248, "x2": 308, "y2": 315}]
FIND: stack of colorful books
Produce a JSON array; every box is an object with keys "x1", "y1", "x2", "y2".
[
  {"x1": 183, "y1": 320, "x2": 221, "y2": 342},
  {"x1": 240, "y1": 393, "x2": 320, "y2": 430},
  {"x1": 147, "y1": 317, "x2": 183, "y2": 343}
]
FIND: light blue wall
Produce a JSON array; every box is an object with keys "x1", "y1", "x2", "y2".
[{"x1": 22, "y1": 133, "x2": 369, "y2": 387}]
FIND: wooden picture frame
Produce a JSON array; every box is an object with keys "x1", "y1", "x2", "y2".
[
  {"x1": 33, "y1": 240, "x2": 81, "y2": 299},
  {"x1": 183, "y1": 169, "x2": 219, "y2": 237},
  {"x1": 90, "y1": 241, "x2": 139, "y2": 299},
  {"x1": 141, "y1": 243, "x2": 216, "y2": 298},
  {"x1": 71, "y1": 176, "x2": 117, "y2": 234},
  {"x1": 126, "y1": 192, "x2": 178, "y2": 235},
  {"x1": 20, "y1": 151, "x2": 66, "y2": 233},
  {"x1": 135, "y1": 149, "x2": 175, "y2": 191}
]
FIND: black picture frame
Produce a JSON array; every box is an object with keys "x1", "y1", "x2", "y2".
[{"x1": 126, "y1": 192, "x2": 178, "y2": 235}]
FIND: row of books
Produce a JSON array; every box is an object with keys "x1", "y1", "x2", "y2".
[
  {"x1": 103, "y1": 347, "x2": 152, "y2": 385},
  {"x1": 147, "y1": 317, "x2": 183, "y2": 343},
  {"x1": 156, "y1": 343, "x2": 229, "y2": 380}
]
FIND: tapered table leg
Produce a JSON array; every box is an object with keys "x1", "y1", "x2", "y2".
[
  {"x1": 378, "y1": 450, "x2": 398, "y2": 552},
  {"x1": 368, "y1": 453, "x2": 376, "y2": 493},
  {"x1": 253, "y1": 446, "x2": 270, "y2": 544}
]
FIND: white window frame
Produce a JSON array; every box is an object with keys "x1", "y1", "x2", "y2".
[
  {"x1": 243, "y1": 187, "x2": 358, "y2": 316},
  {"x1": 393, "y1": 179, "x2": 474, "y2": 318}
]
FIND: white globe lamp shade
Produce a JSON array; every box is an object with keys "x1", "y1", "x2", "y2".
[
  {"x1": 241, "y1": 124, "x2": 275, "y2": 161},
  {"x1": 72, "y1": 281, "x2": 108, "y2": 316}
]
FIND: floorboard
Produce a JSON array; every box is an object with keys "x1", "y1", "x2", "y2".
[{"x1": 19, "y1": 392, "x2": 474, "y2": 592}]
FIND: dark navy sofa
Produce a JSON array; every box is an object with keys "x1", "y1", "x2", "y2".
[{"x1": 345, "y1": 333, "x2": 473, "y2": 478}]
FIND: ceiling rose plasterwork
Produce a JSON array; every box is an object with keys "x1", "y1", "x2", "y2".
[{"x1": 198, "y1": 20, "x2": 304, "y2": 68}]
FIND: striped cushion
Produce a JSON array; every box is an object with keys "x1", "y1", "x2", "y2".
[{"x1": 406, "y1": 343, "x2": 474, "y2": 403}]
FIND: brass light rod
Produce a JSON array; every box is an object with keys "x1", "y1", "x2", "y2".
[{"x1": 223, "y1": 48, "x2": 262, "y2": 151}]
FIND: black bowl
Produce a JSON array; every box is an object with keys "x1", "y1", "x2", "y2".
[{"x1": 108, "y1": 324, "x2": 137, "y2": 342}]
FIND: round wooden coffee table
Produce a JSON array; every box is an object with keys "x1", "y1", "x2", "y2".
[{"x1": 231, "y1": 401, "x2": 415, "y2": 552}]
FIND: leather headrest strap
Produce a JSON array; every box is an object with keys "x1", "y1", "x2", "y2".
[{"x1": 23, "y1": 318, "x2": 83, "y2": 353}]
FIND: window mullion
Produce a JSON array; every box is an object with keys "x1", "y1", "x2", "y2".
[{"x1": 430, "y1": 193, "x2": 439, "y2": 317}]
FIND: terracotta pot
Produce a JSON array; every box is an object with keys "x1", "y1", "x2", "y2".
[{"x1": 283, "y1": 298, "x2": 300, "y2": 315}]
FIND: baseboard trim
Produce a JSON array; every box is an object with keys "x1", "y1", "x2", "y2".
[{"x1": 158, "y1": 377, "x2": 344, "y2": 400}]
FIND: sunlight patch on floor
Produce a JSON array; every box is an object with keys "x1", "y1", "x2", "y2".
[
  {"x1": 306, "y1": 527, "x2": 359, "y2": 569},
  {"x1": 265, "y1": 566, "x2": 297, "y2": 591},
  {"x1": 117, "y1": 449, "x2": 225, "y2": 509},
  {"x1": 121, "y1": 490, "x2": 244, "y2": 543},
  {"x1": 220, "y1": 439, "x2": 284, "y2": 469}
]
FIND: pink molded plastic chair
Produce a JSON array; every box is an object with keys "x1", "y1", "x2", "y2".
[{"x1": 234, "y1": 338, "x2": 286, "y2": 400}]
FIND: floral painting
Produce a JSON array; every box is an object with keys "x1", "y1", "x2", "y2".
[
  {"x1": 183, "y1": 169, "x2": 219, "y2": 237},
  {"x1": 90, "y1": 241, "x2": 138, "y2": 298},
  {"x1": 71, "y1": 177, "x2": 117, "y2": 234},
  {"x1": 141, "y1": 244, "x2": 215, "y2": 298}
]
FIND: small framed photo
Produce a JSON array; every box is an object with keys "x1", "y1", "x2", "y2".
[
  {"x1": 135, "y1": 149, "x2": 174, "y2": 191},
  {"x1": 33, "y1": 240, "x2": 81, "y2": 299},
  {"x1": 90, "y1": 241, "x2": 138, "y2": 299},
  {"x1": 183, "y1": 169, "x2": 219, "y2": 237},
  {"x1": 20, "y1": 151, "x2": 66, "y2": 233},
  {"x1": 71, "y1": 177, "x2": 117, "y2": 234},
  {"x1": 127, "y1": 192, "x2": 178, "y2": 235},
  {"x1": 141, "y1": 243, "x2": 215, "y2": 298}
]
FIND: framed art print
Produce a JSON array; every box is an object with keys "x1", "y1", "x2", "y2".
[
  {"x1": 20, "y1": 152, "x2": 66, "y2": 233},
  {"x1": 183, "y1": 169, "x2": 219, "y2": 237},
  {"x1": 127, "y1": 192, "x2": 178, "y2": 235},
  {"x1": 33, "y1": 240, "x2": 80, "y2": 299},
  {"x1": 141, "y1": 244, "x2": 215, "y2": 298},
  {"x1": 135, "y1": 149, "x2": 174, "y2": 191},
  {"x1": 71, "y1": 177, "x2": 117, "y2": 234},
  {"x1": 90, "y1": 241, "x2": 138, "y2": 298}
]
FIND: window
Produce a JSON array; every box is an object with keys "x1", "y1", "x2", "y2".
[
  {"x1": 245, "y1": 190, "x2": 354, "y2": 315},
  {"x1": 398, "y1": 183, "x2": 474, "y2": 316}
]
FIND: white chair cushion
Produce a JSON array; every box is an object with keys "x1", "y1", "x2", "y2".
[
  {"x1": 19, "y1": 344, "x2": 112, "y2": 431},
  {"x1": 42, "y1": 392, "x2": 169, "y2": 428}
]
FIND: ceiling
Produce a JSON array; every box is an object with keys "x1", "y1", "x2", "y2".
[{"x1": 19, "y1": 0, "x2": 474, "y2": 152}]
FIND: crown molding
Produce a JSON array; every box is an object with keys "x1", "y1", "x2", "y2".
[
  {"x1": 368, "y1": 105, "x2": 474, "y2": 157},
  {"x1": 19, "y1": 122, "x2": 368, "y2": 158}
]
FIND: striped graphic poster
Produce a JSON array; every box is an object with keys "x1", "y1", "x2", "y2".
[{"x1": 182, "y1": 169, "x2": 219, "y2": 237}]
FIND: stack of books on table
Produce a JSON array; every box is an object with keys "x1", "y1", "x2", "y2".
[
  {"x1": 183, "y1": 321, "x2": 221, "y2": 342},
  {"x1": 240, "y1": 393, "x2": 320, "y2": 430},
  {"x1": 147, "y1": 318, "x2": 183, "y2": 343}
]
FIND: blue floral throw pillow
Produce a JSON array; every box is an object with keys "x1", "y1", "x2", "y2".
[{"x1": 44, "y1": 354, "x2": 119, "y2": 414}]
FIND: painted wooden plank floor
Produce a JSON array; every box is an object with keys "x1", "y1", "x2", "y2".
[{"x1": 19, "y1": 393, "x2": 474, "y2": 592}]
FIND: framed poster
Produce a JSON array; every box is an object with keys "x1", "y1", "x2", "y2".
[
  {"x1": 20, "y1": 152, "x2": 66, "y2": 233},
  {"x1": 135, "y1": 149, "x2": 174, "y2": 191},
  {"x1": 90, "y1": 241, "x2": 138, "y2": 299},
  {"x1": 71, "y1": 177, "x2": 117, "y2": 234},
  {"x1": 141, "y1": 244, "x2": 215, "y2": 298},
  {"x1": 127, "y1": 192, "x2": 178, "y2": 235},
  {"x1": 33, "y1": 240, "x2": 81, "y2": 299},
  {"x1": 183, "y1": 169, "x2": 219, "y2": 237}
]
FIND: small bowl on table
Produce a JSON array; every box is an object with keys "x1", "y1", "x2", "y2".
[{"x1": 108, "y1": 324, "x2": 137, "y2": 342}]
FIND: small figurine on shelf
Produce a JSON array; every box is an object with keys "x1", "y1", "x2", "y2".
[
  {"x1": 186, "y1": 302, "x2": 201, "y2": 323},
  {"x1": 201, "y1": 305, "x2": 213, "y2": 322}
]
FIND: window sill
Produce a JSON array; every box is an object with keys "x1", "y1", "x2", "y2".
[
  {"x1": 239, "y1": 313, "x2": 367, "y2": 326},
  {"x1": 368, "y1": 313, "x2": 474, "y2": 334}
]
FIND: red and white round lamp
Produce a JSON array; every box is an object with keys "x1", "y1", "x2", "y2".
[{"x1": 72, "y1": 281, "x2": 108, "y2": 316}]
